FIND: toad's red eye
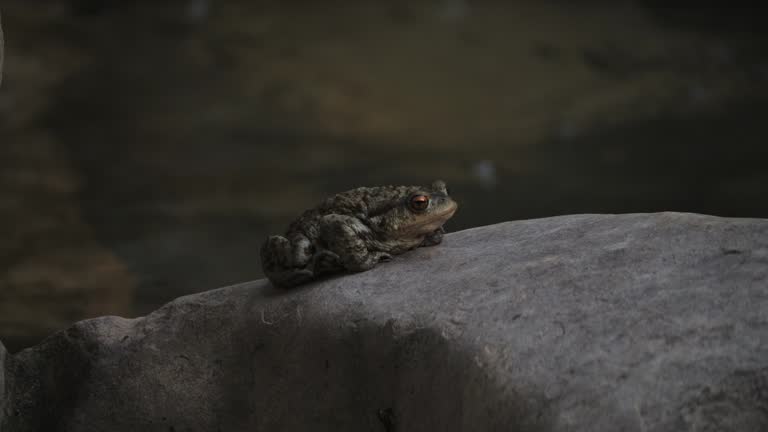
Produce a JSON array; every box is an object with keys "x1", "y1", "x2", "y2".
[{"x1": 409, "y1": 194, "x2": 429, "y2": 212}]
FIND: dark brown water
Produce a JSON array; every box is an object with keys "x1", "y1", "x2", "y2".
[{"x1": 1, "y1": 0, "x2": 767, "y2": 352}]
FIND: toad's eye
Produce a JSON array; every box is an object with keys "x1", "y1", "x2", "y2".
[{"x1": 409, "y1": 194, "x2": 430, "y2": 212}]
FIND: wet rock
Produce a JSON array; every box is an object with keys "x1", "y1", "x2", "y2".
[{"x1": 2, "y1": 213, "x2": 768, "y2": 431}]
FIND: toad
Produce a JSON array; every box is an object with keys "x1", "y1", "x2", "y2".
[{"x1": 260, "y1": 180, "x2": 458, "y2": 288}]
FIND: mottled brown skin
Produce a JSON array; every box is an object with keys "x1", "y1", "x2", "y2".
[{"x1": 260, "y1": 180, "x2": 458, "y2": 288}]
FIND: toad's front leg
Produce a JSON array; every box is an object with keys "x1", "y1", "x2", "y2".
[
  {"x1": 419, "y1": 227, "x2": 445, "y2": 247},
  {"x1": 318, "y1": 214, "x2": 391, "y2": 272}
]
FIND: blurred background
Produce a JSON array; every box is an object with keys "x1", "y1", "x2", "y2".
[{"x1": 1, "y1": 0, "x2": 767, "y2": 352}]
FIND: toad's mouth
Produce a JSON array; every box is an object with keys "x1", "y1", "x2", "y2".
[{"x1": 398, "y1": 201, "x2": 458, "y2": 235}]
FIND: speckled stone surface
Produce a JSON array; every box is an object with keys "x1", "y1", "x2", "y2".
[{"x1": 2, "y1": 213, "x2": 767, "y2": 431}]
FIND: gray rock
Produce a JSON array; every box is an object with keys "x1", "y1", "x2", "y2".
[{"x1": 2, "y1": 213, "x2": 767, "y2": 431}]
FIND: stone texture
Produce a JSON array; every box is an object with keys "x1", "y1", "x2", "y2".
[{"x1": 2, "y1": 213, "x2": 768, "y2": 431}]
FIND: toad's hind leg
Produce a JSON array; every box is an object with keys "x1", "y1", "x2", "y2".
[
  {"x1": 312, "y1": 250, "x2": 343, "y2": 276},
  {"x1": 260, "y1": 235, "x2": 314, "y2": 288},
  {"x1": 318, "y1": 215, "x2": 391, "y2": 272}
]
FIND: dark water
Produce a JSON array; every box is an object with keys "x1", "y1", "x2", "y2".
[{"x1": 1, "y1": 0, "x2": 767, "y2": 352}]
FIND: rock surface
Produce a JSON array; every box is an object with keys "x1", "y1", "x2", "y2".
[{"x1": 2, "y1": 213, "x2": 768, "y2": 431}]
